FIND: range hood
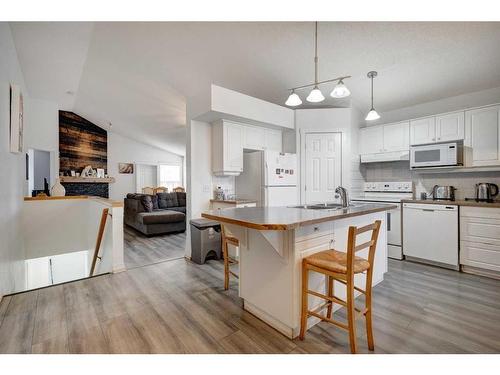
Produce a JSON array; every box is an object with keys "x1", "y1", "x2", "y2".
[{"x1": 360, "y1": 151, "x2": 409, "y2": 164}]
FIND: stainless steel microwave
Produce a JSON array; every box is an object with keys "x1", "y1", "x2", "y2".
[{"x1": 410, "y1": 142, "x2": 463, "y2": 169}]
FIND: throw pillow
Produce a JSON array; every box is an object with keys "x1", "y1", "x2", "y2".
[{"x1": 140, "y1": 195, "x2": 153, "y2": 212}]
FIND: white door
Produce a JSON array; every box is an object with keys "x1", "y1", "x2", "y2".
[
  {"x1": 360, "y1": 126, "x2": 384, "y2": 154},
  {"x1": 465, "y1": 105, "x2": 500, "y2": 167},
  {"x1": 304, "y1": 133, "x2": 342, "y2": 204},
  {"x1": 410, "y1": 117, "x2": 436, "y2": 145},
  {"x1": 435, "y1": 111, "x2": 465, "y2": 142},
  {"x1": 383, "y1": 122, "x2": 409, "y2": 152}
]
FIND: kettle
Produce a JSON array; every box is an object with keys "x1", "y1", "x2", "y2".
[
  {"x1": 475, "y1": 183, "x2": 499, "y2": 201},
  {"x1": 432, "y1": 185, "x2": 456, "y2": 201}
]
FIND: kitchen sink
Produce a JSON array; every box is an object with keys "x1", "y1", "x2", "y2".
[{"x1": 291, "y1": 203, "x2": 364, "y2": 210}]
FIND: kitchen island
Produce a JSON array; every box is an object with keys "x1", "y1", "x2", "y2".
[{"x1": 202, "y1": 203, "x2": 395, "y2": 339}]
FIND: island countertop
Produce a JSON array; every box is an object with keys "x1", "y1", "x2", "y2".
[{"x1": 201, "y1": 203, "x2": 396, "y2": 230}]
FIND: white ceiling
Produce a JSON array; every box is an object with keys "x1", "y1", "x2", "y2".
[{"x1": 9, "y1": 22, "x2": 500, "y2": 156}]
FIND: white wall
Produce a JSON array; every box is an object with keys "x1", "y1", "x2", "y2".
[
  {"x1": 24, "y1": 98, "x2": 58, "y2": 153},
  {"x1": 107, "y1": 131, "x2": 184, "y2": 200},
  {"x1": 185, "y1": 119, "x2": 213, "y2": 258},
  {"x1": 22, "y1": 198, "x2": 124, "y2": 289},
  {"x1": 0, "y1": 23, "x2": 27, "y2": 296}
]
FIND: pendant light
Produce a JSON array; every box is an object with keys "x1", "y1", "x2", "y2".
[
  {"x1": 365, "y1": 71, "x2": 380, "y2": 121},
  {"x1": 285, "y1": 90, "x2": 302, "y2": 106},
  {"x1": 330, "y1": 79, "x2": 351, "y2": 98},
  {"x1": 284, "y1": 22, "x2": 351, "y2": 107},
  {"x1": 306, "y1": 22, "x2": 325, "y2": 103}
]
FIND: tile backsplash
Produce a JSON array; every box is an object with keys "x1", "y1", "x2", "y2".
[
  {"x1": 360, "y1": 161, "x2": 500, "y2": 200},
  {"x1": 212, "y1": 175, "x2": 235, "y2": 199}
]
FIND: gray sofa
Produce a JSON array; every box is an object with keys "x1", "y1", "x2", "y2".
[{"x1": 124, "y1": 192, "x2": 186, "y2": 236}]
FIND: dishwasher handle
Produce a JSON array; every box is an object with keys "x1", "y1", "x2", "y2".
[{"x1": 422, "y1": 208, "x2": 435, "y2": 212}]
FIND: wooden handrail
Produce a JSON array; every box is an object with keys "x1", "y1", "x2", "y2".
[{"x1": 90, "y1": 208, "x2": 109, "y2": 277}]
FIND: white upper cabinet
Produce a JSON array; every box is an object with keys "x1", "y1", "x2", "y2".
[
  {"x1": 242, "y1": 125, "x2": 282, "y2": 152},
  {"x1": 465, "y1": 105, "x2": 500, "y2": 167},
  {"x1": 410, "y1": 111, "x2": 465, "y2": 145},
  {"x1": 410, "y1": 117, "x2": 436, "y2": 145},
  {"x1": 213, "y1": 121, "x2": 282, "y2": 176},
  {"x1": 359, "y1": 121, "x2": 409, "y2": 155},
  {"x1": 360, "y1": 126, "x2": 384, "y2": 154},
  {"x1": 243, "y1": 125, "x2": 265, "y2": 150},
  {"x1": 265, "y1": 129, "x2": 282, "y2": 151},
  {"x1": 435, "y1": 111, "x2": 465, "y2": 142},
  {"x1": 212, "y1": 120, "x2": 244, "y2": 176},
  {"x1": 383, "y1": 121, "x2": 410, "y2": 152}
]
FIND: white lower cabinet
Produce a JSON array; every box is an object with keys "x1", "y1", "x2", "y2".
[{"x1": 460, "y1": 207, "x2": 500, "y2": 273}]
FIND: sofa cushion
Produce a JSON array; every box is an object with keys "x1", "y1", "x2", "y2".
[
  {"x1": 151, "y1": 195, "x2": 159, "y2": 210},
  {"x1": 157, "y1": 192, "x2": 178, "y2": 208},
  {"x1": 176, "y1": 192, "x2": 186, "y2": 207},
  {"x1": 137, "y1": 210, "x2": 185, "y2": 225},
  {"x1": 140, "y1": 195, "x2": 153, "y2": 212},
  {"x1": 167, "y1": 206, "x2": 186, "y2": 213}
]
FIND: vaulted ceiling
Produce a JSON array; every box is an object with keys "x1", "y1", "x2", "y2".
[{"x1": 9, "y1": 21, "x2": 500, "y2": 156}]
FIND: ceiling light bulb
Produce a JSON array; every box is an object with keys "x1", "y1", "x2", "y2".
[
  {"x1": 306, "y1": 86, "x2": 325, "y2": 103},
  {"x1": 285, "y1": 91, "x2": 302, "y2": 106},
  {"x1": 365, "y1": 108, "x2": 380, "y2": 121},
  {"x1": 330, "y1": 80, "x2": 351, "y2": 98}
]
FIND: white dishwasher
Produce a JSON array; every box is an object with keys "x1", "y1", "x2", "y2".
[{"x1": 403, "y1": 202, "x2": 459, "y2": 270}]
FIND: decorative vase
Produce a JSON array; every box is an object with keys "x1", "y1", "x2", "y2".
[{"x1": 50, "y1": 178, "x2": 66, "y2": 197}]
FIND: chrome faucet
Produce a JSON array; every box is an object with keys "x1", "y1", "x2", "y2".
[{"x1": 335, "y1": 186, "x2": 350, "y2": 208}]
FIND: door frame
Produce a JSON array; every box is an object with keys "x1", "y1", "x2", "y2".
[{"x1": 300, "y1": 130, "x2": 343, "y2": 205}]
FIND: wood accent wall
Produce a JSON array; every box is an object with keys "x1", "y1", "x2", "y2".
[{"x1": 59, "y1": 111, "x2": 107, "y2": 174}]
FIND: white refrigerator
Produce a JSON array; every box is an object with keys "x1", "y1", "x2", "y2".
[{"x1": 235, "y1": 150, "x2": 298, "y2": 207}]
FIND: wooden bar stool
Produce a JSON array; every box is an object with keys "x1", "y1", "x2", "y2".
[
  {"x1": 299, "y1": 220, "x2": 382, "y2": 354},
  {"x1": 221, "y1": 224, "x2": 239, "y2": 290}
]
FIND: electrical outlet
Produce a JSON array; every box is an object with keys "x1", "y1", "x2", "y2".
[{"x1": 202, "y1": 184, "x2": 210, "y2": 193}]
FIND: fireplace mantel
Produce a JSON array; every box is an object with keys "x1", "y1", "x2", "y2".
[{"x1": 60, "y1": 176, "x2": 115, "y2": 183}]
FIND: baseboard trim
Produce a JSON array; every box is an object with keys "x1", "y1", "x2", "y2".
[{"x1": 462, "y1": 265, "x2": 500, "y2": 280}]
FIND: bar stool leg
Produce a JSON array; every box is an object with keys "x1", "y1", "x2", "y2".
[
  {"x1": 223, "y1": 241, "x2": 229, "y2": 290},
  {"x1": 299, "y1": 261, "x2": 309, "y2": 340},
  {"x1": 365, "y1": 271, "x2": 375, "y2": 351},
  {"x1": 346, "y1": 279, "x2": 357, "y2": 354},
  {"x1": 326, "y1": 276, "x2": 333, "y2": 319}
]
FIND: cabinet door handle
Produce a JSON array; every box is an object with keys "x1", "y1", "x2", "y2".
[
  {"x1": 387, "y1": 212, "x2": 391, "y2": 231},
  {"x1": 313, "y1": 226, "x2": 319, "y2": 232}
]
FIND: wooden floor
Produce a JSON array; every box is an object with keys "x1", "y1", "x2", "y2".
[
  {"x1": 1, "y1": 257, "x2": 500, "y2": 354},
  {"x1": 123, "y1": 226, "x2": 186, "y2": 269}
]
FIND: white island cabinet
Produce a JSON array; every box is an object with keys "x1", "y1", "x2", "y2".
[{"x1": 202, "y1": 205, "x2": 392, "y2": 339}]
